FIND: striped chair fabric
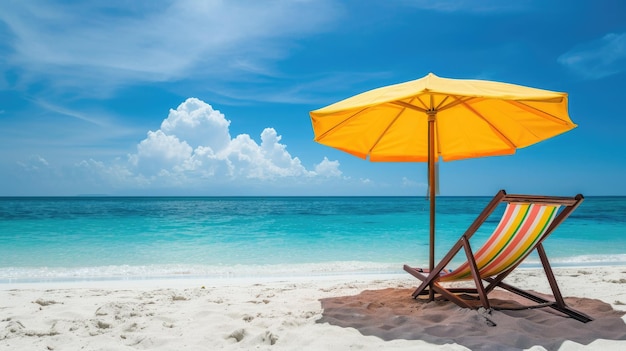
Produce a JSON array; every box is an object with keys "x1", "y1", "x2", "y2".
[{"x1": 440, "y1": 202, "x2": 559, "y2": 282}]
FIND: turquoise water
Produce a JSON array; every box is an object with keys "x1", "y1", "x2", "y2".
[{"x1": 1, "y1": 196, "x2": 625, "y2": 282}]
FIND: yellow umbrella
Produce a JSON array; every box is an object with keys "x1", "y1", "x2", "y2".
[{"x1": 309, "y1": 73, "x2": 576, "y2": 299}]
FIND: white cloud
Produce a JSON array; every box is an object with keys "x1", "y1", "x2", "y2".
[
  {"x1": 314, "y1": 157, "x2": 342, "y2": 178},
  {"x1": 130, "y1": 130, "x2": 194, "y2": 175},
  {"x1": 558, "y1": 32, "x2": 626, "y2": 80},
  {"x1": 216, "y1": 129, "x2": 313, "y2": 180},
  {"x1": 75, "y1": 159, "x2": 148, "y2": 188},
  {"x1": 160, "y1": 98, "x2": 231, "y2": 150},
  {"x1": 17, "y1": 155, "x2": 50, "y2": 172},
  {"x1": 402, "y1": 177, "x2": 425, "y2": 189},
  {"x1": 71, "y1": 98, "x2": 335, "y2": 190}
]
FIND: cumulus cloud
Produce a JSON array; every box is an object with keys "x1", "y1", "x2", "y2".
[
  {"x1": 160, "y1": 98, "x2": 231, "y2": 150},
  {"x1": 74, "y1": 98, "x2": 340, "y2": 191},
  {"x1": 8, "y1": 98, "x2": 346, "y2": 194},
  {"x1": 314, "y1": 157, "x2": 342, "y2": 178},
  {"x1": 129, "y1": 130, "x2": 194, "y2": 174},
  {"x1": 558, "y1": 32, "x2": 626, "y2": 80}
]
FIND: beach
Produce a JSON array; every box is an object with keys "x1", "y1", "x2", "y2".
[
  {"x1": 2, "y1": 197, "x2": 626, "y2": 349},
  {"x1": 2, "y1": 266, "x2": 625, "y2": 351}
]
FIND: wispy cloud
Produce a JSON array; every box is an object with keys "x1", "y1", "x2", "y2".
[
  {"x1": 399, "y1": 0, "x2": 532, "y2": 13},
  {"x1": 32, "y1": 99, "x2": 111, "y2": 127},
  {"x1": 558, "y1": 32, "x2": 626, "y2": 80},
  {"x1": 202, "y1": 70, "x2": 394, "y2": 105},
  {"x1": 0, "y1": 0, "x2": 340, "y2": 98}
]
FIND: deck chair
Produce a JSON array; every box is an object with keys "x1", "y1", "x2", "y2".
[{"x1": 403, "y1": 189, "x2": 593, "y2": 323}]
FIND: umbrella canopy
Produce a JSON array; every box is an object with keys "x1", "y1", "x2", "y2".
[
  {"x1": 310, "y1": 73, "x2": 575, "y2": 162},
  {"x1": 309, "y1": 73, "x2": 577, "y2": 299}
]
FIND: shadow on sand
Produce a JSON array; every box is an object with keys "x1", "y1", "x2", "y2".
[{"x1": 318, "y1": 288, "x2": 626, "y2": 351}]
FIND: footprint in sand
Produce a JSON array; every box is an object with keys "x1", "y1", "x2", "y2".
[
  {"x1": 34, "y1": 299, "x2": 60, "y2": 307},
  {"x1": 257, "y1": 330, "x2": 278, "y2": 345},
  {"x1": 242, "y1": 314, "x2": 254, "y2": 322},
  {"x1": 227, "y1": 328, "x2": 246, "y2": 342}
]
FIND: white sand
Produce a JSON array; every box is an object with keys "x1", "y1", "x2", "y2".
[{"x1": 1, "y1": 267, "x2": 625, "y2": 350}]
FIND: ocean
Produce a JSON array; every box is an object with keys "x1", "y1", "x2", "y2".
[{"x1": 1, "y1": 196, "x2": 625, "y2": 283}]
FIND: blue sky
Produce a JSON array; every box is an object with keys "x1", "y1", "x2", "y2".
[{"x1": 1, "y1": 0, "x2": 625, "y2": 196}]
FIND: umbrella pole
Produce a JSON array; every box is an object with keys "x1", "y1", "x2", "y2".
[{"x1": 427, "y1": 111, "x2": 436, "y2": 302}]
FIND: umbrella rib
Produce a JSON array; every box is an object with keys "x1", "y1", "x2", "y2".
[
  {"x1": 454, "y1": 96, "x2": 517, "y2": 149},
  {"x1": 435, "y1": 96, "x2": 450, "y2": 110},
  {"x1": 437, "y1": 96, "x2": 479, "y2": 112},
  {"x1": 506, "y1": 100, "x2": 574, "y2": 126},
  {"x1": 392, "y1": 95, "x2": 476, "y2": 113},
  {"x1": 391, "y1": 101, "x2": 428, "y2": 112},
  {"x1": 416, "y1": 95, "x2": 430, "y2": 110},
  {"x1": 314, "y1": 107, "x2": 373, "y2": 141},
  {"x1": 367, "y1": 105, "x2": 408, "y2": 156}
]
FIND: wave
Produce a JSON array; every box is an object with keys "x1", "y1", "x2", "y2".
[
  {"x1": 548, "y1": 254, "x2": 626, "y2": 265},
  {"x1": 512, "y1": 254, "x2": 626, "y2": 269},
  {"x1": 0, "y1": 261, "x2": 406, "y2": 284},
  {"x1": 3, "y1": 254, "x2": 626, "y2": 284}
]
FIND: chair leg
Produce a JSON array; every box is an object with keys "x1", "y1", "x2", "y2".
[
  {"x1": 536, "y1": 243, "x2": 566, "y2": 307},
  {"x1": 481, "y1": 244, "x2": 594, "y2": 323},
  {"x1": 461, "y1": 237, "x2": 491, "y2": 310},
  {"x1": 405, "y1": 240, "x2": 465, "y2": 298},
  {"x1": 403, "y1": 265, "x2": 427, "y2": 283},
  {"x1": 432, "y1": 284, "x2": 474, "y2": 308},
  {"x1": 489, "y1": 279, "x2": 593, "y2": 323}
]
